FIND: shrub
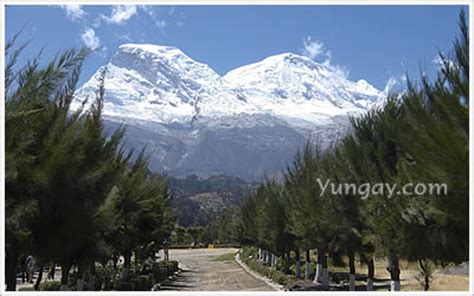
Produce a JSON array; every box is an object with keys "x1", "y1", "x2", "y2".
[
  {"x1": 118, "y1": 282, "x2": 135, "y2": 291},
  {"x1": 18, "y1": 287, "x2": 34, "y2": 291},
  {"x1": 133, "y1": 275, "x2": 153, "y2": 291},
  {"x1": 241, "y1": 249, "x2": 288, "y2": 286},
  {"x1": 39, "y1": 281, "x2": 61, "y2": 291},
  {"x1": 95, "y1": 263, "x2": 122, "y2": 291}
]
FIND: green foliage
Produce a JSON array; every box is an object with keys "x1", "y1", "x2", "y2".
[
  {"x1": 39, "y1": 281, "x2": 61, "y2": 291},
  {"x1": 98, "y1": 150, "x2": 174, "y2": 277},
  {"x1": 5, "y1": 35, "x2": 174, "y2": 291},
  {"x1": 170, "y1": 174, "x2": 255, "y2": 226},
  {"x1": 236, "y1": 10, "x2": 469, "y2": 290},
  {"x1": 241, "y1": 248, "x2": 288, "y2": 286},
  {"x1": 140, "y1": 260, "x2": 179, "y2": 284},
  {"x1": 212, "y1": 252, "x2": 236, "y2": 262},
  {"x1": 414, "y1": 258, "x2": 434, "y2": 291},
  {"x1": 398, "y1": 11, "x2": 469, "y2": 264}
]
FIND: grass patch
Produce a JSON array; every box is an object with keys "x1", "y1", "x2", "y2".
[
  {"x1": 241, "y1": 247, "x2": 291, "y2": 287},
  {"x1": 18, "y1": 286, "x2": 34, "y2": 291},
  {"x1": 212, "y1": 252, "x2": 237, "y2": 262}
]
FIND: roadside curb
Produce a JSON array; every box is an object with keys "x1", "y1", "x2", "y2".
[{"x1": 234, "y1": 251, "x2": 284, "y2": 291}]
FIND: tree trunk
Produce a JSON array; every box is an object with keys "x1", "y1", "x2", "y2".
[
  {"x1": 123, "y1": 251, "x2": 132, "y2": 281},
  {"x1": 314, "y1": 250, "x2": 324, "y2": 283},
  {"x1": 112, "y1": 255, "x2": 119, "y2": 270},
  {"x1": 305, "y1": 249, "x2": 311, "y2": 280},
  {"x1": 270, "y1": 253, "x2": 276, "y2": 268},
  {"x1": 367, "y1": 257, "x2": 374, "y2": 291},
  {"x1": 76, "y1": 264, "x2": 84, "y2": 291},
  {"x1": 348, "y1": 252, "x2": 356, "y2": 291},
  {"x1": 134, "y1": 249, "x2": 139, "y2": 272},
  {"x1": 88, "y1": 263, "x2": 96, "y2": 291},
  {"x1": 388, "y1": 254, "x2": 400, "y2": 291},
  {"x1": 321, "y1": 253, "x2": 329, "y2": 289},
  {"x1": 5, "y1": 250, "x2": 19, "y2": 291},
  {"x1": 295, "y1": 249, "x2": 301, "y2": 278},
  {"x1": 60, "y1": 263, "x2": 71, "y2": 291},
  {"x1": 47, "y1": 264, "x2": 55, "y2": 279},
  {"x1": 34, "y1": 265, "x2": 44, "y2": 291},
  {"x1": 418, "y1": 259, "x2": 430, "y2": 291}
]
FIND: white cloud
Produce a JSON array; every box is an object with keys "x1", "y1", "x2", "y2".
[
  {"x1": 96, "y1": 5, "x2": 166, "y2": 29},
  {"x1": 102, "y1": 5, "x2": 137, "y2": 25},
  {"x1": 139, "y1": 5, "x2": 167, "y2": 29},
  {"x1": 155, "y1": 20, "x2": 166, "y2": 29},
  {"x1": 138, "y1": 5, "x2": 153, "y2": 16},
  {"x1": 302, "y1": 36, "x2": 328, "y2": 60},
  {"x1": 59, "y1": 5, "x2": 86, "y2": 21},
  {"x1": 169, "y1": 7, "x2": 175, "y2": 16},
  {"x1": 433, "y1": 54, "x2": 455, "y2": 70},
  {"x1": 326, "y1": 62, "x2": 349, "y2": 79},
  {"x1": 400, "y1": 74, "x2": 407, "y2": 83},
  {"x1": 383, "y1": 76, "x2": 398, "y2": 94},
  {"x1": 81, "y1": 28, "x2": 101, "y2": 50},
  {"x1": 302, "y1": 36, "x2": 349, "y2": 79},
  {"x1": 116, "y1": 33, "x2": 133, "y2": 42},
  {"x1": 432, "y1": 54, "x2": 444, "y2": 68}
]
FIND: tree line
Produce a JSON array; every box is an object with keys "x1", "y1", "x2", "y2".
[
  {"x1": 237, "y1": 11, "x2": 468, "y2": 291},
  {"x1": 5, "y1": 38, "x2": 174, "y2": 291}
]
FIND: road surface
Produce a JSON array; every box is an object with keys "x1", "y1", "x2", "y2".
[{"x1": 160, "y1": 248, "x2": 275, "y2": 291}]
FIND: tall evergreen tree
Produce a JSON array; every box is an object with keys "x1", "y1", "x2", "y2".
[{"x1": 5, "y1": 40, "x2": 89, "y2": 290}]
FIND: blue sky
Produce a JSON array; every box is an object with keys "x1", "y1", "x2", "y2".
[{"x1": 5, "y1": 5, "x2": 467, "y2": 90}]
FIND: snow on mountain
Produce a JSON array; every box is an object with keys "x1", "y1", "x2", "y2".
[
  {"x1": 74, "y1": 44, "x2": 383, "y2": 126},
  {"x1": 73, "y1": 44, "x2": 384, "y2": 180},
  {"x1": 223, "y1": 52, "x2": 383, "y2": 127},
  {"x1": 73, "y1": 44, "x2": 258, "y2": 124}
]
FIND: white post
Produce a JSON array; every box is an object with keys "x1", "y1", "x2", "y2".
[
  {"x1": 313, "y1": 263, "x2": 322, "y2": 283},
  {"x1": 366, "y1": 278, "x2": 374, "y2": 291},
  {"x1": 270, "y1": 254, "x2": 276, "y2": 268},
  {"x1": 88, "y1": 275, "x2": 96, "y2": 291},
  {"x1": 295, "y1": 259, "x2": 301, "y2": 278},
  {"x1": 76, "y1": 279, "x2": 84, "y2": 291},
  {"x1": 322, "y1": 268, "x2": 329, "y2": 288},
  {"x1": 349, "y1": 274, "x2": 356, "y2": 291},
  {"x1": 391, "y1": 280, "x2": 400, "y2": 291}
]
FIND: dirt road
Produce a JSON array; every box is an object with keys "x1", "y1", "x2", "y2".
[{"x1": 160, "y1": 248, "x2": 275, "y2": 291}]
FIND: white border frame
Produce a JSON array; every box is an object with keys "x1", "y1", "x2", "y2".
[{"x1": 1, "y1": 1, "x2": 472, "y2": 295}]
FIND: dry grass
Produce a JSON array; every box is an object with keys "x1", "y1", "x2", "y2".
[
  {"x1": 401, "y1": 272, "x2": 469, "y2": 291},
  {"x1": 328, "y1": 257, "x2": 468, "y2": 291}
]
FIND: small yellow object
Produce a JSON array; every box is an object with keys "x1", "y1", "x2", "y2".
[{"x1": 208, "y1": 244, "x2": 214, "y2": 249}]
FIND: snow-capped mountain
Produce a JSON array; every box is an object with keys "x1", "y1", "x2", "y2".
[{"x1": 73, "y1": 44, "x2": 384, "y2": 180}]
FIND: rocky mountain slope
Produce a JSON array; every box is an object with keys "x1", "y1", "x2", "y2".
[{"x1": 73, "y1": 44, "x2": 385, "y2": 180}]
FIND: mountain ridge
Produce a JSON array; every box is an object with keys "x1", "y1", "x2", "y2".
[{"x1": 73, "y1": 43, "x2": 385, "y2": 180}]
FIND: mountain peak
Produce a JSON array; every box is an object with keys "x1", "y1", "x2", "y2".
[
  {"x1": 116, "y1": 43, "x2": 188, "y2": 61},
  {"x1": 119, "y1": 43, "x2": 179, "y2": 53},
  {"x1": 72, "y1": 44, "x2": 385, "y2": 179},
  {"x1": 75, "y1": 43, "x2": 383, "y2": 126},
  {"x1": 257, "y1": 51, "x2": 323, "y2": 67}
]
